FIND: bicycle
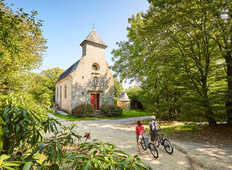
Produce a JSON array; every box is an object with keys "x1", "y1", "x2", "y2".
[
  {"x1": 155, "y1": 133, "x2": 173, "y2": 155},
  {"x1": 140, "y1": 134, "x2": 159, "y2": 159}
]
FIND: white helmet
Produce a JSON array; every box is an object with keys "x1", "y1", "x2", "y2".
[{"x1": 151, "y1": 115, "x2": 156, "y2": 120}]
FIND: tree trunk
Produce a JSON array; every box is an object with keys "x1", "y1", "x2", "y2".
[
  {"x1": 202, "y1": 76, "x2": 217, "y2": 126},
  {"x1": 205, "y1": 107, "x2": 217, "y2": 126},
  {"x1": 225, "y1": 54, "x2": 232, "y2": 125},
  {"x1": 203, "y1": 95, "x2": 216, "y2": 126}
]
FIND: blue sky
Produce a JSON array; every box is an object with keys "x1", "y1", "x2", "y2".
[{"x1": 5, "y1": 0, "x2": 149, "y2": 86}]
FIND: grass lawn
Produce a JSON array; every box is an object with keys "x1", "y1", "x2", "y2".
[
  {"x1": 142, "y1": 119, "x2": 204, "y2": 133},
  {"x1": 159, "y1": 123, "x2": 203, "y2": 134},
  {"x1": 50, "y1": 111, "x2": 106, "y2": 121},
  {"x1": 49, "y1": 110, "x2": 153, "y2": 121},
  {"x1": 151, "y1": 122, "x2": 232, "y2": 146},
  {"x1": 120, "y1": 110, "x2": 153, "y2": 118}
]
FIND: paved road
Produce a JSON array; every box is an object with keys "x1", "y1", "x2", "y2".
[{"x1": 49, "y1": 114, "x2": 232, "y2": 170}]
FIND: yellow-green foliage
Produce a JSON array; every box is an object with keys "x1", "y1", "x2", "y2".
[{"x1": 0, "y1": 92, "x2": 48, "y2": 120}]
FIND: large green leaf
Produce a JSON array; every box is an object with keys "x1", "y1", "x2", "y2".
[
  {"x1": 23, "y1": 162, "x2": 32, "y2": 170},
  {"x1": 84, "y1": 160, "x2": 91, "y2": 170}
]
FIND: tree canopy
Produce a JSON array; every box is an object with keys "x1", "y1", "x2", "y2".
[
  {"x1": 0, "y1": 1, "x2": 64, "y2": 111},
  {"x1": 112, "y1": 0, "x2": 232, "y2": 125},
  {"x1": 0, "y1": 1, "x2": 46, "y2": 94},
  {"x1": 27, "y1": 68, "x2": 64, "y2": 108}
]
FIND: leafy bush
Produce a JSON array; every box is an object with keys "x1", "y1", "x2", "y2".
[
  {"x1": 0, "y1": 106, "x2": 59, "y2": 154},
  {"x1": 100, "y1": 104, "x2": 123, "y2": 117},
  {"x1": 64, "y1": 141, "x2": 150, "y2": 169},
  {"x1": 72, "y1": 104, "x2": 93, "y2": 117},
  {"x1": 0, "y1": 92, "x2": 48, "y2": 120}
]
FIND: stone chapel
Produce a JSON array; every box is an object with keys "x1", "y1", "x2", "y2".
[{"x1": 55, "y1": 29, "x2": 114, "y2": 113}]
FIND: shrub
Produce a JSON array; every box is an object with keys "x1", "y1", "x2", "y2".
[
  {"x1": 0, "y1": 106, "x2": 59, "y2": 154},
  {"x1": 0, "y1": 92, "x2": 48, "y2": 120},
  {"x1": 100, "y1": 104, "x2": 122, "y2": 117},
  {"x1": 64, "y1": 141, "x2": 151, "y2": 169},
  {"x1": 72, "y1": 104, "x2": 93, "y2": 117}
]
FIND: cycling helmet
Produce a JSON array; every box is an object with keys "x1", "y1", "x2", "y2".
[{"x1": 151, "y1": 115, "x2": 156, "y2": 120}]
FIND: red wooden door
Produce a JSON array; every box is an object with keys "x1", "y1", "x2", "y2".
[
  {"x1": 91, "y1": 94, "x2": 95, "y2": 110},
  {"x1": 91, "y1": 93, "x2": 100, "y2": 110},
  {"x1": 96, "y1": 94, "x2": 100, "y2": 110}
]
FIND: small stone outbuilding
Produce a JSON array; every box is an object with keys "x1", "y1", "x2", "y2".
[
  {"x1": 55, "y1": 29, "x2": 114, "y2": 113},
  {"x1": 117, "y1": 92, "x2": 130, "y2": 110}
]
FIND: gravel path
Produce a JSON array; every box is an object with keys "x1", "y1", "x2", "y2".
[{"x1": 49, "y1": 114, "x2": 232, "y2": 170}]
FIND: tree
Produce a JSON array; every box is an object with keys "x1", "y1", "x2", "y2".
[
  {"x1": 27, "y1": 68, "x2": 64, "y2": 108},
  {"x1": 126, "y1": 86, "x2": 144, "y2": 110},
  {"x1": 112, "y1": 0, "x2": 229, "y2": 125},
  {"x1": 0, "y1": 1, "x2": 46, "y2": 94},
  {"x1": 0, "y1": 1, "x2": 49, "y2": 115},
  {"x1": 207, "y1": 1, "x2": 232, "y2": 125},
  {"x1": 143, "y1": 0, "x2": 220, "y2": 125},
  {"x1": 40, "y1": 67, "x2": 64, "y2": 103},
  {"x1": 114, "y1": 80, "x2": 124, "y2": 98}
]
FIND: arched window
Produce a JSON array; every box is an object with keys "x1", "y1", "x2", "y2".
[{"x1": 92, "y1": 63, "x2": 100, "y2": 71}]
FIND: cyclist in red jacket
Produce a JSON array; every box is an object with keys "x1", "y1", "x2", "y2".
[{"x1": 136, "y1": 120, "x2": 144, "y2": 153}]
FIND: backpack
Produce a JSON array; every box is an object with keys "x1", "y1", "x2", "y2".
[
  {"x1": 150, "y1": 121, "x2": 159, "y2": 132},
  {"x1": 154, "y1": 122, "x2": 159, "y2": 131}
]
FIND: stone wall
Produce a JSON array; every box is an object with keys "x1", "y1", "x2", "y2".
[
  {"x1": 82, "y1": 42, "x2": 105, "y2": 57},
  {"x1": 55, "y1": 77, "x2": 72, "y2": 113},
  {"x1": 117, "y1": 100, "x2": 130, "y2": 110}
]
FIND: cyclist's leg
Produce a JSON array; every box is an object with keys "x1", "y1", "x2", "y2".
[
  {"x1": 150, "y1": 132, "x2": 156, "y2": 145},
  {"x1": 136, "y1": 135, "x2": 141, "y2": 153},
  {"x1": 154, "y1": 133, "x2": 157, "y2": 145},
  {"x1": 154, "y1": 132, "x2": 158, "y2": 146}
]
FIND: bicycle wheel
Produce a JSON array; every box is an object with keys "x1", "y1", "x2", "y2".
[
  {"x1": 163, "y1": 139, "x2": 173, "y2": 155},
  {"x1": 149, "y1": 143, "x2": 159, "y2": 159},
  {"x1": 140, "y1": 137, "x2": 147, "y2": 151}
]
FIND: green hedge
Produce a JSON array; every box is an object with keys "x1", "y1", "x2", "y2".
[
  {"x1": 100, "y1": 104, "x2": 122, "y2": 117},
  {"x1": 72, "y1": 104, "x2": 93, "y2": 117}
]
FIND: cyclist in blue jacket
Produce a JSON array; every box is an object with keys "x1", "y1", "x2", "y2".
[{"x1": 149, "y1": 116, "x2": 160, "y2": 145}]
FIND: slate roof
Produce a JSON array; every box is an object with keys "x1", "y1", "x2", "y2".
[
  {"x1": 80, "y1": 29, "x2": 107, "y2": 48},
  {"x1": 117, "y1": 92, "x2": 130, "y2": 102},
  {"x1": 57, "y1": 60, "x2": 80, "y2": 82}
]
